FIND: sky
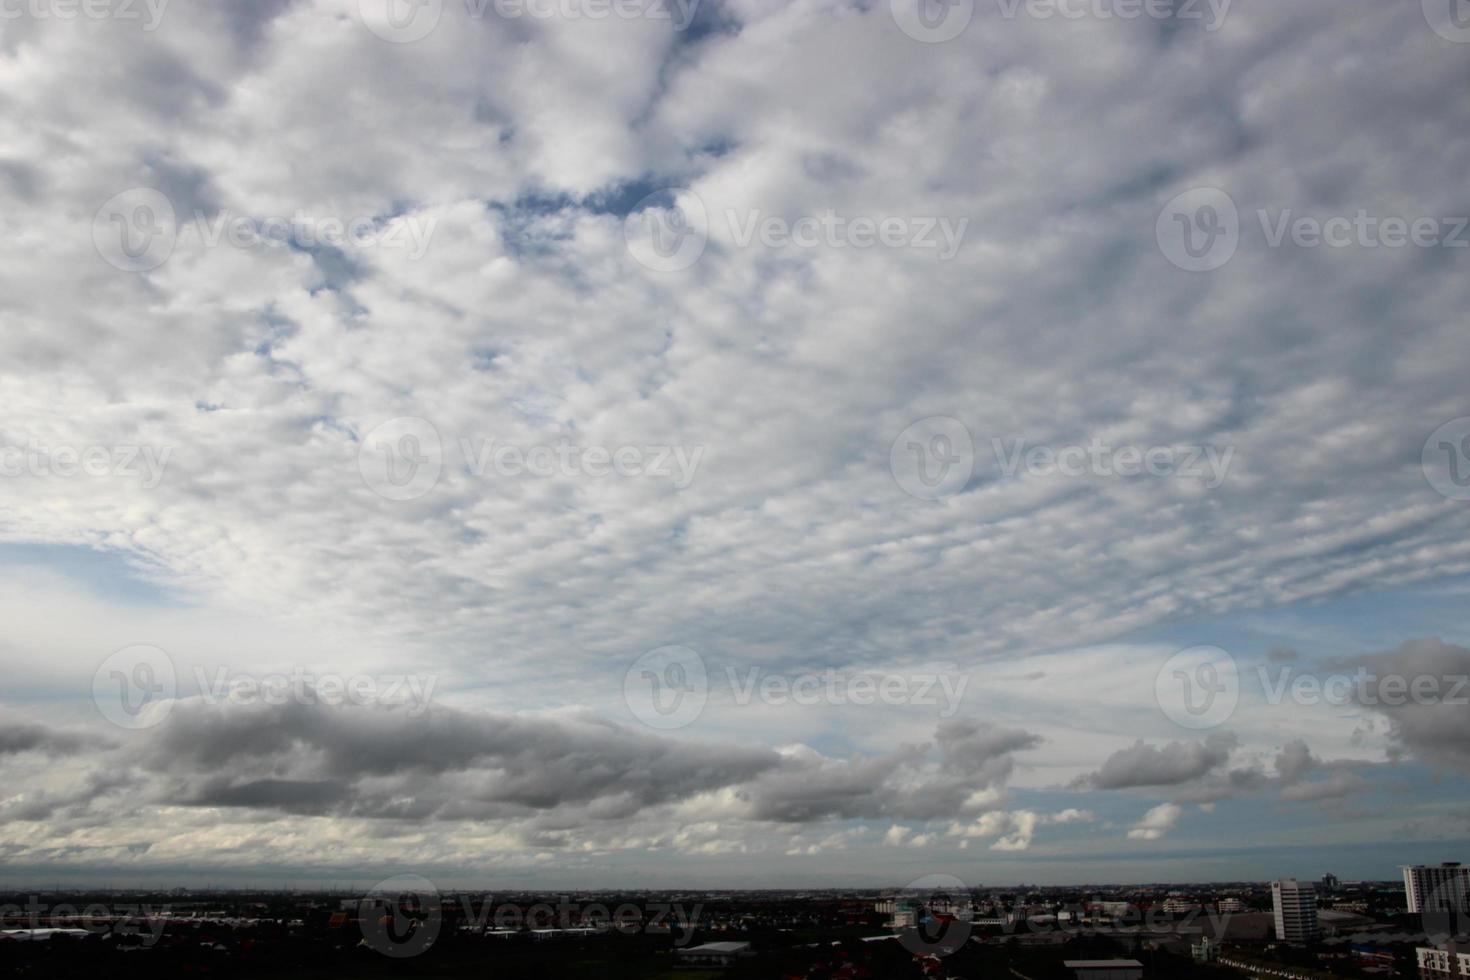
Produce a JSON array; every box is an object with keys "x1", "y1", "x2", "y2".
[{"x1": 0, "y1": 0, "x2": 1469, "y2": 891}]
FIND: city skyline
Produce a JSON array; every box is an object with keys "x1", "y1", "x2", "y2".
[{"x1": 1, "y1": 0, "x2": 1469, "y2": 894}]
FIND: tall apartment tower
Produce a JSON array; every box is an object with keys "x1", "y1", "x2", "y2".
[
  {"x1": 1404, "y1": 864, "x2": 1470, "y2": 915},
  {"x1": 1272, "y1": 879, "x2": 1320, "y2": 944}
]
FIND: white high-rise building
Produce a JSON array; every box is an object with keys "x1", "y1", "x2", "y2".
[
  {"x1": 1404, "y1": 864, "x2": 1470, "y2": 915},
  {"x1": 1272, "y1": 879, "x2": 1320, "y2": 944}
]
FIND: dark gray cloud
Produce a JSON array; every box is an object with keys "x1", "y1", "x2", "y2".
[
  {"x1": 0, "y1": 720, "x2": 104, "y2": 756},
  {"x1": 145, "y1": 699, "x2": 786, "y2": 820},
  {"x1": 1334, "y1": 638, "x2": 1470, "y2": 775},
  {"x1": 1075, "y1": 733, "x2": 1237, "y2": 790}
]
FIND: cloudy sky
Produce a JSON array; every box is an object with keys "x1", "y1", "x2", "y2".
[{"x1": 1, "y1": 0, "x2": 1468, "y2": 889}]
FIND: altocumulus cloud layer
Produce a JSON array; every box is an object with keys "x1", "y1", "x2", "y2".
[{"x1": 0, "y1": 0, "x2": 1468, "y2": 884}]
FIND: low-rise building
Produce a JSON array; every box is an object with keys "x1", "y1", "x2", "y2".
[
  {"x1": 1065, "y1": 958, "x2": 1144, "y2": 980},
  {"x1": 678, "y1": 941, "x2": 753, "y2": 967}
]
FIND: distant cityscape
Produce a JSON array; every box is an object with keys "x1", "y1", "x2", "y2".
[{"x1": 3, "y1": 861, "x2": 1467, "y2": 978}]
